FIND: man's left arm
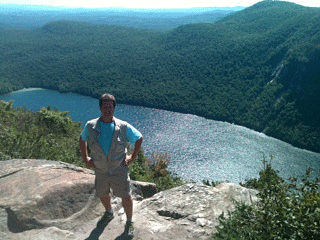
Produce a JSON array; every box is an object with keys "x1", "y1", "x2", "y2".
[{"x1": 125, "y1": 136, "x2": 143, "y2": 166}]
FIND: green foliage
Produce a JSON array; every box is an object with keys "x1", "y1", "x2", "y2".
[
  {"x1": 129, "y1": 151, "x2": 184, "y2": 191},
  {"x1": 202, "y1": 179, "x2": 227, "y2": 187},
  {"x1": 38, "y1": 107, "x2": 78, "y2": 134},
  {"x1": 213, "y1": 159, "x2": 320, "y2": 240},
  {"x1": 0, "y1": 100, "x2": 83, "y2": 164}
]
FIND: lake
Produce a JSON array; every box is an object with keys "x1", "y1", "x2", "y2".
[{"x1": 1, "y1": 88, "x2": 319, "y2": 183}]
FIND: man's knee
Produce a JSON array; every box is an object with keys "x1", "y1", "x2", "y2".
[
  {"x1": 122, "y1": 195, "x2": 132, "y2": 202},
  {"x1": 100, "y1": 195, "x2": 111, "y2": 203},
  {"x1": 121, "y1": 195, "x2": 132, "y2": 203}
]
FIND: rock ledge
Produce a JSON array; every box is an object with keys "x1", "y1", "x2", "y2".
[{"x1": 0, "y1": 159, "x2": 258, "y2": 239}]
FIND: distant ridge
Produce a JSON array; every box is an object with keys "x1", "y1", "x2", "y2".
[{"x1": 0, "y1": 4, "x2": 243, "y2": 30}]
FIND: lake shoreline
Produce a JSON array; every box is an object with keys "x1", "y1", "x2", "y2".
[{"x1": 3, "y1": 87, "x2": 319, "y2": 154}]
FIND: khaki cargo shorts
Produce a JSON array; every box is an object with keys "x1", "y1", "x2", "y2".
[{"x1": 94, "y1": 165, "x2": 131, "y2": 198}]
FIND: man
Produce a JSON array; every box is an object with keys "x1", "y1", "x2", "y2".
[{"x1": 80, "y1": 93, "x2": 143, "y2": 237}]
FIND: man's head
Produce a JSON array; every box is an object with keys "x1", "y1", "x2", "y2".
[{"x1": 99, "y1": 94, "x2": 117, "y2": 109}]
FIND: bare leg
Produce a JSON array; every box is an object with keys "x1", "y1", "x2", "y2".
[
  {"x1": 122, "y1": 196, "x2": 133, "y2": 221},
  {"x1": 97, "y1": 195, "x2": 114, "y2": 227},
  {"x1": 100, "y1": 195, "x2": 112, "y2": 211}
]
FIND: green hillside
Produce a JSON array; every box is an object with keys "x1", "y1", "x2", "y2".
[{"x1": 0, "y1": 0, "x2": 320, "y2": 152}]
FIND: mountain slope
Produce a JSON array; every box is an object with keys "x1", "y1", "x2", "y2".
[{"x1": 0, "y1": 1, "x2": 319, "y2": 152}]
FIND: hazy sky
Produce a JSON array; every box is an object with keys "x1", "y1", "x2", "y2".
[{"x1": 0, "y1": 0, "x2": 319, "y2": 8}]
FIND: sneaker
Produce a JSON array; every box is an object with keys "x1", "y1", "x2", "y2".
[
  {"x1": 97, "y1": 211, "x2": 114, "y2": 227},
  {"x1": 124, "y1": 220, "x2": 134, "y2": 237}
]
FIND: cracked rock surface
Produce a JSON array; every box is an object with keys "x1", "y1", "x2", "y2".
[
  {"x1": 0, "y1": 159, "x2": 258, "y2": 239},
  {"x1": 134, "y1": 183, "x2": 258, "y2": 239}
]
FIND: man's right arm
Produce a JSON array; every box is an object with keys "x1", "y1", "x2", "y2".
[{"x1": 79, "y1": 137, "x2": 95, "y2": 169}]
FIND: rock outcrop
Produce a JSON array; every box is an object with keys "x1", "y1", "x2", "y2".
[{"x1": 0, "y1": 159, "x2": 258, "y2": 239}]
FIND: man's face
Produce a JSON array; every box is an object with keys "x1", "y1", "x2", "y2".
[{"x1": 100, "y1": 100, "x2": 115, "y2": 117}]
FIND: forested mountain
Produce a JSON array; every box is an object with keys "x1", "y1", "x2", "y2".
[
  {"x1": 0, "y1": 4, "x2": 241, "y2": 30},
  {"x1": 0, "y1": 0, "x2": 320, "y2": 152}
]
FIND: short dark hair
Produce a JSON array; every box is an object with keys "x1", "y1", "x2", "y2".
[{"x1": 99, "y1": 94, "x2": 117, "y2": 108}]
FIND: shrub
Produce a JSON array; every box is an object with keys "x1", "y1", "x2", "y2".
[
  {"x1": 129, "y1": 150, "x2": 184, "y2": 191},
  {"x1": 213, "y1": 158, "x2": 320, "y2": 240}
]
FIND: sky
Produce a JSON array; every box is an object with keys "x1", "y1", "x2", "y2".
[{"x1": 0, "y1": 0, "x2": 319, "y2": 9}]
